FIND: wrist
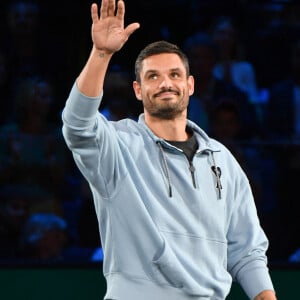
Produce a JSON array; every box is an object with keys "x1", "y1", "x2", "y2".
[
  {"x1": 92, "y1": 45, "x2": 114, "y2": 58},
  {"x1": 253, "y1": 290, "x2": 277, "y2": 300}
]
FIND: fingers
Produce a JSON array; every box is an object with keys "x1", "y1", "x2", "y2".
[
  {"x1": 94, "y1": 0, "x2": 128, "y2": 22},
  {"x1": 91, "y1": 0, "x2": 140, "y2": 37},
  {"x1": 116, "y1": 0, "x2": 124, "y2": 20},
  {"x1": 99, "y1": 0, "x2": 116, "y2": 19},
  {"x1": 91, "y1": 3, "x2": 99, "y2": 23},
  {"x1": 107, "y1": 0, "x2": 116, "y2": 16},
  {"x1": 99, "y1": 0, "x2": 107, "y2": 19}
]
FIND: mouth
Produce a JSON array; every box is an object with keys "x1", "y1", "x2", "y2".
[{"x1": 155, "y1": 90, "x2": 179, "y2": 99}]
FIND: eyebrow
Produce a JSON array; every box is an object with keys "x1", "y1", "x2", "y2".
[{"x1": 144, "y1": 67, "x2": 183, "y2": 76}]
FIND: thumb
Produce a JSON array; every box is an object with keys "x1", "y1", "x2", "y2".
[{"x1": 124, "y1": 22, "x2": 140, "y2": 37}]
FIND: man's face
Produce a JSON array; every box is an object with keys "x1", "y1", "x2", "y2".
[{"x1": 133, "y1": 53, "x2": 194, "y2": 120}]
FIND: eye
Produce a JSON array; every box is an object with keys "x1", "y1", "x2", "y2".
[
  {"x1": 171, "y1": 72, "x2": 180, "y2": 78},
  {"x1": 149, "y1": 73, "x2": 158, "y2": 80}
]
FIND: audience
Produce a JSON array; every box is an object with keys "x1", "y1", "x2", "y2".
[
  {"x1": 100, "y1": 65, "x2": 140, "y2": 121},
  {"x1": 0, "y1": 185, "x2": 31, "y2": 260},
  {"x1": 0, "y1": 49, "x2": 13, "y2": 126},
  {"x1": 3, "y1": 1, "x2": 44, "y2": 82},
  {"x1": 0, "y1": 75, "x2": 68, "y2": 194},
  {"x1": 17, "y1": 211, "x2": 96, "y2": 263},
  {"x1": 266, "y1": 38, "x2": 300, "y2": 141},
  {"x1": 208, "y1": 100, "x2": 280, "y2": 258},
  {"x1": 18, "y1": 213, "x2": 68, "y2": 263},
  {"x1": 0, "y1": 183, "x2": 66, "y2": 260},
  {"x1": 210, "y1": 15, "x2": 260, "y2": 104},
  {"x1": 183, "y1": 31, "x2": 259, "y2": 138},
  {"x1": 264, "y1": 37, "x2": 300, "y2": 260},
  {"x1": 208, "y1": 100, "x2": 274, "y2": 208},
  {"x1": 0, "y1": 0, "x2": 300, "y2": 265}
]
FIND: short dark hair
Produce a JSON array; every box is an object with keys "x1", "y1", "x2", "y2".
[{"x1": 134, "y1": 40, "x2": 190, "y2": 82}]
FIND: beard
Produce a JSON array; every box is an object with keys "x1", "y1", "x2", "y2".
[
  {"x1": 143, "y1": 90, "x2": 189, "y2": 120},
  {"x1": 147, "y1": 104, "x2": 183, "y2": 120}
]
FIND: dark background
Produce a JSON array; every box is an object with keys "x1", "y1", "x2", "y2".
[{"x1": 0, "y1": 0, "x2": 300, "y2": 270}]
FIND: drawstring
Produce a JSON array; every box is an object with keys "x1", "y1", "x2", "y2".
[
  {"x1": 156, "y1": 142, "x2": 173, "y2": 197},
  {"x1": 156, "y1": 141, "x2": 222, "y2": 200},
  {"x1": 210, "y1": 151, "x2": 222, "y2": 200}
]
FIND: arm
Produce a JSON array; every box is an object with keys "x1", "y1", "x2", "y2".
[
  {"x1": 254, "y1": 290, "x2": 277, "y2": 300},
  {"x1": 77, "y1": 0, "x2": 140, "y2": 97},
  {"x1": 226, "y1": 163, "x2": 276, "y2": 300},
  {"x1": 62, "y1": 0, "x2": 139, "y2": 189}
]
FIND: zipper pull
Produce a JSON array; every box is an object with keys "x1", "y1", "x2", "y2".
[{"x1": 211, "y1": 166, "x2": 222, "y2": 199}]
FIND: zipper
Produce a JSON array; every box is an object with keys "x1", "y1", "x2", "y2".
[{"x1": 189, "y1": 161, "x2": 196, "y2": 188}]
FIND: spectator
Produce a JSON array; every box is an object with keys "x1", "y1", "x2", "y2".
[
  {"x1": 19, "y1": 212, "x2": 98, "y2": 263},
  {"x1": 183, "y1": 31, "x2": 259, "y2": 138},
  {"x1": 0, "y1": 184, "x2": 64, "y2": 260},
  {"x1": 289, "y1": 247, "x2": 300, "y2": 263},
  {"x1": 0, "y1": 185, "x2": 31, "y2": 260},
  {"x1": 208, "y1": 99, "x2": 278, "y2": 216},
  {"x1": 100, "y1": 65, "x2": 139, "y2": 121},
  {"x1": 0, "y1": 75, "x2": 68, "y2": 196},
  {"x1": 18, "y1": 213, "x2": 68, "y2": 262},
  {"x1": 4, "y1": 1, "x2": 44, "y2": 81},
  {"x1": 266, "y1": 38, "x2": 300, "y2": 141},
  {"x1": 0, "y1": 49, "x2": 13, "y2": 126},
  {"x1": 210, "y1": 16, "x2": 260, "y2": 104}
]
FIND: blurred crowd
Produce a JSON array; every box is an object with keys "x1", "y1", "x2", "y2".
[{"x1": 1, "y1": 0, "x2": 300, "y2": 265}]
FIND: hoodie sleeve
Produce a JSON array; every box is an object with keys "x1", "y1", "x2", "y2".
[
  {"x1": 61, "y1": 82, "x2": 127, "y2": 197},
  {"x1": 226, "y1": 166, "x2": 275, "y2": 299},
  {"x1": 62, "y1": 82, "x2": 102, "y2": 131},
  {"x1": 62, "y1": 81, "x2": 102, "y2": 170}
]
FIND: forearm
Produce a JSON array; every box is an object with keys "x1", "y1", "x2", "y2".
[
  {"x1": 77, "y1": 45, "x2": 113, "y2": 97},
  {"x1": 75, "y1": 0, "x2": 139, "y2": 97},
  {"x1": 254, "y1": 290, "x2": 277, "y2": 300}
]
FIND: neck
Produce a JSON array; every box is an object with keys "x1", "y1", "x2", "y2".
[{"x1": 144, "y1": 112, "x2": 189, "y2": 141}]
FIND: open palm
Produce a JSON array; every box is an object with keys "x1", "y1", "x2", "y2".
[{"x1": 91, "y1": 0, "x2": 139, "y2": 54}]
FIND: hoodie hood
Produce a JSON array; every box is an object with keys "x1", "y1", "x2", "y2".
[
  {"x1": 138, "y1": 113, "x2": 219, "y2": 153},
  {"x1": 138, "y1": 114, "x2": 222, "y2": 199}
]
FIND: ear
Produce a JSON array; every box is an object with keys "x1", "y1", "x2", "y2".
[
  {"x1": 133, "y1": 81, "x2": 142, "y2": 101},
  {"x1": 188, "y1": 75, "x2": 194, "y2": 96}
]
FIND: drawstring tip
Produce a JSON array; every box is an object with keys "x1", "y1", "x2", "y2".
[{"x1": 169, "y1": 186, "x2": 172, "y2": 198}]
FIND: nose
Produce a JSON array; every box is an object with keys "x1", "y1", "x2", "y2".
[{"x1": 158, "y1": 75, "x2": 172, "y2": 89}]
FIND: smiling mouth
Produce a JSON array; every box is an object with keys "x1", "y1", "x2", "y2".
[{"x1": 155, "y1": 90, "x2": 179, "y2": 98}]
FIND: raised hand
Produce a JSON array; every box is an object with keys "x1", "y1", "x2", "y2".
[{"x1": 91, "y1": 0, "x2": 140, "y2": 54}]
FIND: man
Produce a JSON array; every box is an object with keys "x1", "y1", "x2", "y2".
[{"x1": 62, "y1": 0, "x2": 277, "y2": 299}]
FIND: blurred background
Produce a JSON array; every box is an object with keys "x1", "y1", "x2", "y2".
[{"x1": 0, "y1": 0, "x2": 300, "y2": 298}]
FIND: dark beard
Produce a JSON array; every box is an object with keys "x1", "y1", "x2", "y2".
[
  {"x1": 149, "y1": 106, "x2": 182, "y2": 120},
  {"x1": 143, "y1": 89, "x2": 189, "y2": 120}
]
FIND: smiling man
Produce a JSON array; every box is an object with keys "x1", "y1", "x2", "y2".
[{"x1": 62, "y1": 1, "x2": 277, "y2": 299}]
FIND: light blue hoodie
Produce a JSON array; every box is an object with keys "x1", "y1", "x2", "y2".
[{"x1": 62, "y1": 83, "x2": 275, "y2": 300}]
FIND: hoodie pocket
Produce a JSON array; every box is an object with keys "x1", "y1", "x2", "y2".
[
  {"x1": 150, "y1": 240, "x2": 210, "y2": 296},
  {"x1": 152, "y1": 240, "x2": 184, "y2": 288}
]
